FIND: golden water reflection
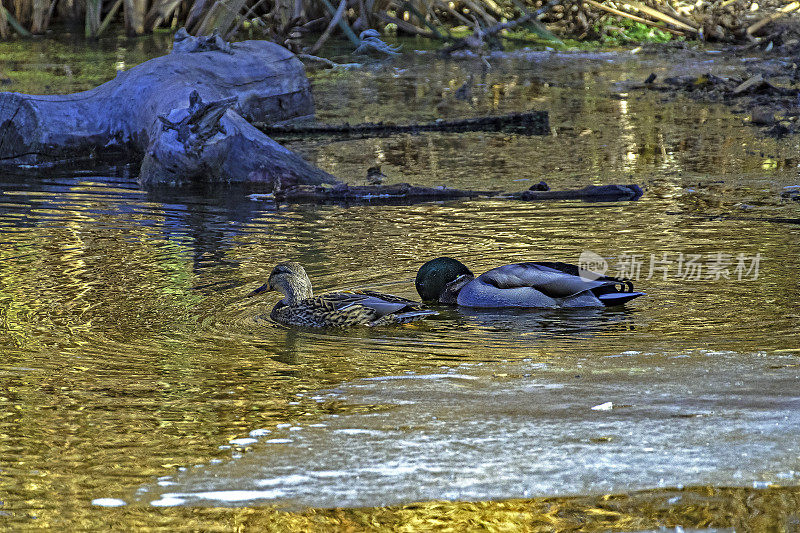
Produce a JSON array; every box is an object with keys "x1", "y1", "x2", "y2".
[
  {"x1": 1, "y1": 41, "x2": 800, "y2": 530},
  {"x1": 60, "y1": 485, "x2": 800, "y2": 531}
]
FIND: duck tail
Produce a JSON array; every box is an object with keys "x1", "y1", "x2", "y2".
[
  {"x1": 376, "y1": 309, "x2": 438, "y2": 325},
  {"x1": 597, "y1": 291, "x2": 645, "y2": 306}
]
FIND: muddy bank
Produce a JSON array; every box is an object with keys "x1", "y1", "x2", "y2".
[{"x1": 620, "y1": 39, "x2": 800, "y2": 135}]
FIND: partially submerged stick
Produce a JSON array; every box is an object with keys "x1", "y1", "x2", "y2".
[
  {"x1": 507, "y1": 183, "x2": 644, "y2": 202},
  {"x1": 255, "y1": 111, "x2": 550, "y2": 139},
  {"x1": 266, "y1": 182, "x2": 644, "y2": 205}
]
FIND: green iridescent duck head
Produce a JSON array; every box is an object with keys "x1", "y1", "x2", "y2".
[{"x1": 415, "y1": 257, "x2": 474, "y2": 303}]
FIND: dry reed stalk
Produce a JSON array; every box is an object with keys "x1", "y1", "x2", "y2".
[
  {"x1": 398, "y1": 0, "x2": 445, "y2": 38},
  {"x1": 0, "y1": 5, "x2": 8, "y2": 37},
  {"x1": 30, "y1": 0, "x2": 47, "y2": 32},
  {"x1": 319, "y1": 0, "x2": 360, "y2": 45},
  {"x1": 423, "y1": 2, "x2": 449, "y2": 33},
  {"x1": 473, "y1": 0, "x2": 559, "y2": 36},
  {"x1": 376, "y1": 10, "x2": 439, "y2": 36},
  {"x1": 124, "y1": 0, "x2": 147, "y2": 34},
  {"x1": 357, "y1": 0, "x2": 369, "y2": 29},
  {"x1": 41, "y1": 0, "x2": 58, "y2": 31},
  {"x1": 658, "y1": 1, "x2": 697, "y2": 29},
  {"x1": 226, "y1": 0, "x2": 267, "y2": 36},
  {"x1": 583, "y1": 0, "x2": 686, "y2": 35},
  {"x1": 460, "y1": 0, "x2": 496, "y2": 25},
  {"x1": 195, "y1": 0, "x2": 247, "y2": 35},
  {"x1": 97, "y1": 0, "x2": 124, "y2": 35},
  {"x1": 184, "y1": 0, "x2": 209, "y2": 32},
  {"x1": 619, "y1": 0, "x2": 697, "y2": 32},
  {"x1": 86, "y1": 0, "x2": 102, "y2": 36},
  {"x1": 747, "y1": 0, "x2": 800, "y2": 35},
  {"x1": 481, "y1": 0, "x2": 510, "y2": 18},
  {"x1": 145, "y1": 0, "x2": 184, "y2": 31},
  {"x1": 435, "y1": 0, "x2": 474, "y2": 27},
  {"x1": 12, "y1": 0, "x2": 25, "y2": 25},
  {"x1": 309, "y1": 0, "x2": 346, "y2": 52},
  {"x1": 370, "y1": 0, "x2": 393, "y2": 24},
  {"x1": 2, "y1": 6, "x2": 31, "y2": 35}
]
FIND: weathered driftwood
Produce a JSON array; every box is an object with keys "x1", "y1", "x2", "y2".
[
  {"x1": 0, "y1": 31, "x2": 337, "y2": 186},
  {"x1": 0, "y1": 31, "x2": 636, "y2": 206}
]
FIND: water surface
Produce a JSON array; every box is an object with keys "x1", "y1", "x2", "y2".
[{"x1": 1, "y1": 35, "x2": 800, "y2": 530}]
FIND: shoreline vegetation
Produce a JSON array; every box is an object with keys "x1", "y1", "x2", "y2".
[{"x1": 0, "y1": 0, "x2": 794, "y2": 49}]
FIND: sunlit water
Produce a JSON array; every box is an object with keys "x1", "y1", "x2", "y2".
[{"x1": 1, "y1": 34, "x2": 800, "y2": 529}]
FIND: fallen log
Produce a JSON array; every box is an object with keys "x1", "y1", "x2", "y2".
[
  {"x1": 0, "y1": 30, "x2": 338, "y2": 187},
  {"x1": 0, "y1": 31, "x2": 631, "y2": 207},
  {"x1": 507, "y1": 183, "x2": 644, "y2": 202},
  {"x1": 256, "y1": 111, "x2": 549, "y2": 140},
  {"x1": 252, "y1": 181, "x2": 642, "y2": 205},
  {"x1": 271, "y1": 182, "x2": 497, "y2": 204}
]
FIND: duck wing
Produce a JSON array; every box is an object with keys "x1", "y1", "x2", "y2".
[
  {"x1": 480, "y1": 263, "x2": 616, "y2": 299},
  {"x1": 318, "y1": 290, "x2": 412, "y2": 315},
  {"x1": 522, "y1": 261, "x2": 625, "y2": 282},
  {"x1": 353, "y1": 290, "x2": 439, "y2": 323},
  {"x1": 316, "y1": 290, "x2": 436, "y2": 325}
]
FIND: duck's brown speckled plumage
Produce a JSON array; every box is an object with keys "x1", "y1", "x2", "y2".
[{"x1": 254, "y1": 262, "x2": 436, "y2": 328}]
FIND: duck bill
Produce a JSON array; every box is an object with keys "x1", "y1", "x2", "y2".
[{"x1": 247, "y1": 282, "x2": 273, "y2": 297}]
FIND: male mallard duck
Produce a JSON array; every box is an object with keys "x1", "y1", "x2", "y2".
[
  {"x1": 250, "y1": 261, "x2": 437, "y2": 327},
  {"x1": 415, "y1": 257, "x2": 644, "y2": 308}
]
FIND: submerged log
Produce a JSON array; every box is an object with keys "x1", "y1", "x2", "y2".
[
  {"x1": 272, "y1": 182, "x2": 497, "y2": 204},
  {"x1": 508, "y1": 183, "x2": 644, "y2": 202},
  {"x1": 261, "y1": 182, "x2": 642, "y2": 205},
  {"x1": 257, "y1": 111, "x2": 549, "y2": 140},
  {"x1": 0, "y1": 30, "x2": 337, "y2": 186}
]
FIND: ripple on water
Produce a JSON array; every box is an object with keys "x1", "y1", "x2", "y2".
[
  {"x1": 2, "y1": 49, "x2": 800, "y2": 529},
  {"x1": 132, "y1": 351, "x2": 800, "y2": 509}
]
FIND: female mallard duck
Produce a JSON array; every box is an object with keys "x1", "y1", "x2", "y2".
[
  {"x1": 250, "y1": 261, "x2": 437, "y2": 327},
  {"x1": 415, "y1": 257, "x2": 644, "y2": 308}
]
